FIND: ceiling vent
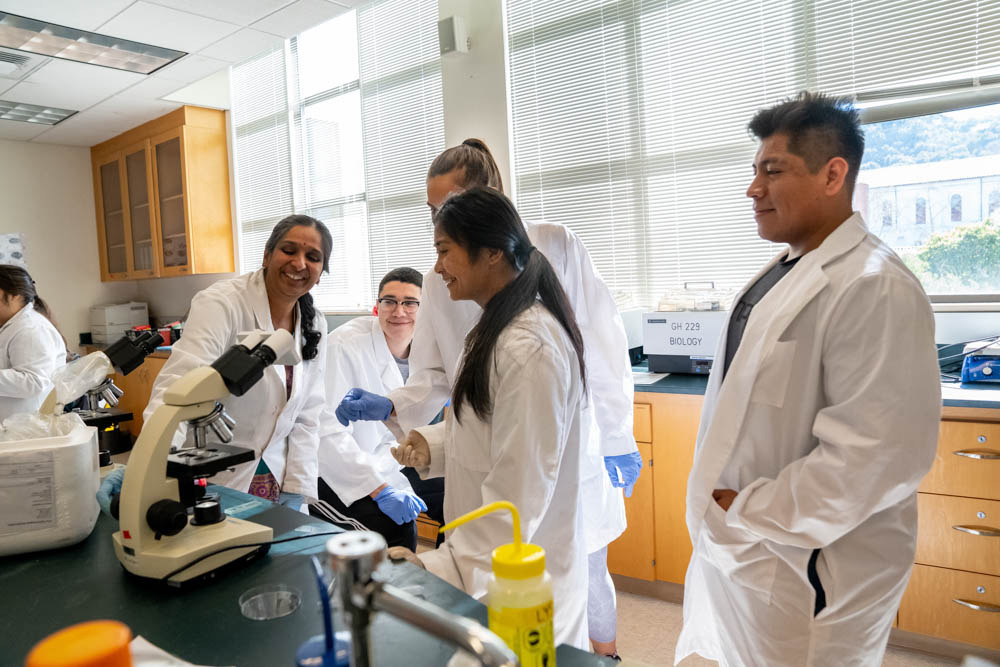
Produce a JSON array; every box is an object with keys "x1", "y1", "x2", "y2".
[{"x1": 0, "y1": 46, "x2": 48, "y2": 81}]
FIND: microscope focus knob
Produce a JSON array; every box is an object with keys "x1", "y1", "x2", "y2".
[{"x1": 146, "y1": 499, "x2": 188, "y2": 537}]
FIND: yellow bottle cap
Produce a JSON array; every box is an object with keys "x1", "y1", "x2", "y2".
[
  {"x1": 440, "y1": 501, "x2": 547, "y2": 580},
  {"x1": 26, "y1": 620, "x2": 132, "y2": 667},
  {"x1": 492, "y1": 542, "x2": 546, "y2": 580}
]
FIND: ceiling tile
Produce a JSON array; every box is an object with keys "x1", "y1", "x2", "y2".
[
  {"x1": 0, "y1": 118, "x2": 51, "y2": 141},
  {"x1": 150, "y1": 54, "x2": 229, "y2": 84},
  {"x1": 97, "y1": 1, "x2": 240, "y2": 53},
  {"x1": 142, "y1": 0, "x2": 295, "y2": 27},
  {"x1": 3, "y1": 59, "x2": 143, "y2": 110},
  {"x1": 30, "y1": 111, "x2": 136, "y2": 146},
  {"x1": 251, "y1": 0, "x2": 349, "y2": 39},
  {"x1": 199, "y1": 28, "x2": 284, "y2": 64},
  {"x1": 0, "y1": 0, "x2": 133, "y2": 32}
]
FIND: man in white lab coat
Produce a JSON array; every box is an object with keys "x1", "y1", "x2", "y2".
[
  {"x1": 311, "y1": 268, "x2": 434, "y2": 550},
  {"x1": 675, "y1": 92, "x2": 941, "y2": 667}
]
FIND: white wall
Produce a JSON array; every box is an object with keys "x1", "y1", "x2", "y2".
[
  {"x1": 0, "y1": 139, "x2": 137, "y2": 352},
  {"x1": 439, "y1": 0, "x2": 513, "y2": 191},
  {"x1": 135, "y1": 273, "x2": 235, "y2": 325}
]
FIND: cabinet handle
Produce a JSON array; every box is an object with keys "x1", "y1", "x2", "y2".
[
  {"x1": 952, "y1": 525, "x2": 1000, "y2": 537},
  {"x1": 953, "y1": 448, "x2": 1000, "y2": 460},
  {"x1": 952, "y1": 598, "x2": 1000, "y2": 612}
]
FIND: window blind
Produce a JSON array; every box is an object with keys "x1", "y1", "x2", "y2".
[
  {"x1": 231, "y1": 0, "x2": 443, "y2": 311},
  {"x1": 359, "y1": 0, "x2": 444, "y2": 296},
  {"x1": 505, "y1": 0, "x2": 1000, "y2": 304}
]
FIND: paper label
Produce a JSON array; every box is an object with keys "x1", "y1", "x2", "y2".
[
  {"x1": 0, "y1": 450, "x2": 56, "y2": 536},
  {"x1": 489, "y1": 600, "x2": 555, "y2": 666}
]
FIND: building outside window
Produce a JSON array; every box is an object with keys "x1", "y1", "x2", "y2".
[{"x1": 855, "y1": 103, "x2": 1000, "y2": 295}]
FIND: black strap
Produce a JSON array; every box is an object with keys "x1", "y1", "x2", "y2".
[{"x1": 808, "y1": 548, "x2": 827, "y2": 616}]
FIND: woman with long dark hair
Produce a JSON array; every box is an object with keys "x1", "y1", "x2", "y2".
[
  {"x1": 386, "y1": 187, "x2": 591, "y2": 650},
  {"x1": 0, "y1": 265, "x2": 68, "y2": 420},
  {"x1": 337, "y1": 139, "x2": 638, "y2": 658},
  {"x1": 111, "y1": 215, "x2": 332, "y2": 509}
]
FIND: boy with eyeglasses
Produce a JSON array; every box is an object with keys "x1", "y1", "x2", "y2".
[{"x1": 310, "y1": 267, "x2": 441, "y2": 549}]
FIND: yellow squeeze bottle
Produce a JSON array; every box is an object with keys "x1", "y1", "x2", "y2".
[{"x1": 440, "y1": 501, "x2": 556, "y2": 667}]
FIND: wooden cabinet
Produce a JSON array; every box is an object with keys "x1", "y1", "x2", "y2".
[
  {"x1": 607, "y1": 392, "x2": 702, "y2": 584},
  {"x1": 899, "y1": 564, "x2": 1000, "y2": 650},
  {"x1": 898, "y1": 412, "x2": 1000, "y2": 648},
  {"x1": 91, "y1": 106, "x2": 234, "y2": 281}
]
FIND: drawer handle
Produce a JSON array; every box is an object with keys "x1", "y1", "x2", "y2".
[
  {"x1": 952, "y1": 598, "x2": 1000, "y2": 612},
  {"x1": 952, "y1": 525, "x2": 1000, "y2": 537},
  {"x1": 954, "y1": 448, "x2": 1000, "y2": 460}
]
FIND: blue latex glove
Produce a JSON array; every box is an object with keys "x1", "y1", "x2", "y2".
[
  {"x1": 277, "y1": 491, "x2": 304, "y2": 513},
  {"x1": 336, "y1": 388, "x2": 393, "y2": 427},
  {"x1": 97, "y1": 467, "x2": 125, "y2": 517},
  {"x1": 374, "y1": 486, "x2": 427, "y2": 526},
  {"x1": 604, "y1": 451, "x2": 644, "y2": 498}
]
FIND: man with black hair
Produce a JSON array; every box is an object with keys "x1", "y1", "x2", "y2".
[
  {"x1": 676, "y1": 92, "x2": 941, "y2": 666},
  {"x1": 310, "y1": 267, "x2": 441, "y2": 550}
]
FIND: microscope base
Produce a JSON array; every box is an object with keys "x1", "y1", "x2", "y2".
[{"x1": 113, "y1": 516, "x2": 274, "y2": 586}]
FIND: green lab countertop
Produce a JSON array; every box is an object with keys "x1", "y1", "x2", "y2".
[{"x1": 0, "y1": 487, "x2": 610, "y2": 667}]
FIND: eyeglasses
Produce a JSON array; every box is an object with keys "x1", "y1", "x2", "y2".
[{"x1": 377, "y1": 298, "x2": 420, "y2": 311}]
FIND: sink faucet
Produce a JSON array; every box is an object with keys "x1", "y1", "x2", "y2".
[{"x1": 326, "y1": 531, "x2": 519, "y2": 667}]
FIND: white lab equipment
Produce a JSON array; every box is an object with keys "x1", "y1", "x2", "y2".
[
  {"x1": 112, "y1": 329, "x2": 300, "y2": 585},
  {"x1": 90, "y1": 301, "x2": 149, "y2": 344},
  {"x1": 643, "y1": 282, "x2": 734, "y2": 374},
  {"x1": 0, "y1": 417, "x2": 99, "y2": 557}
]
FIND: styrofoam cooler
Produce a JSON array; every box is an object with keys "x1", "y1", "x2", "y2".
[{"x1": 0, "y1": 423, "x2": 100, "y2": 556}]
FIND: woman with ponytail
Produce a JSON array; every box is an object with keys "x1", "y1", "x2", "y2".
[
  {"x1": 134, "y1": 215, "x2": 333, "y2": 509},
  {"x1": 384, "y1": 187, "x2": 591, "y2": 650},
  {"x1": 338, "y1": 139, "x2": 637, "y2": 658},
  {"x1": 0, "y1": 265, "x2": 68, "y2": 420}
]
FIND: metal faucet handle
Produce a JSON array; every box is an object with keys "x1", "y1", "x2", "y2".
[
  {"x1": 327, "y1": 531, "x2": 387, "y2": 585},
  {"x1": 188, "y1": 402, "x2": 236, "y2": 448}
]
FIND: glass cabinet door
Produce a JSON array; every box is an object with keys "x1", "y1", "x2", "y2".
[
  {"x1": 153, "y1": 130, "x2": 190, "y2": 273},
  {"x1": 125, "y1": 142, "x2": 158, "y2": 276},
  {"x1": 98, "y1": 157, "x2": 129, "y2": 276}
]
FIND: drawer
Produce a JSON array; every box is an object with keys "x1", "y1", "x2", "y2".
[
  {"x1": 916, "y1": 494, "x2": 1000, "y2": 576},
  {"x1": 899, "y1": 564, "x2": 1000, "y2": 649},
  {"x1": 922, "y1": 421, "x2": 1000, "y2": 500},
  {"x1": 633, "y1": 403, "x2": 652, "y2": 444}
]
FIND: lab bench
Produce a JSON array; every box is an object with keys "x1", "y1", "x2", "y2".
[
  {"x1": 0, "y1": 487, "x2": 610, "y2": 667},
  {"x1": 615, "y1": 366, "x2": 1000, "y2": 660}
]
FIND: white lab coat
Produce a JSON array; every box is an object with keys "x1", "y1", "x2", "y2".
[
  {"x1": 143, "y1": 270, "x2": 327, "y2": 499},
  {"x1": 0, "y1": 305, "x2": 66, "y2": 421},
  {"x1": 389, "y1": 220, "x2": 631, "y2": 553},
  {"x1": 318, "y1": 316, "x2": 412, "y2": 504},
  {"x1": 675, "y1": 214, "x2": 941, "y2": 667},
  {"x1": 413, "y1": 304, "x2": 589, "y2": 650}
]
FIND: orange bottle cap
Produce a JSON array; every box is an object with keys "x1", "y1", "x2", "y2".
[{"x1": 26, "y1": 620, "x2": 132, "y2": 667}]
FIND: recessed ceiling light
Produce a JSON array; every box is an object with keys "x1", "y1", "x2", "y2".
[
  {"x1": 0, "y1": 12, "x2": 186, "y2": 75},
  {"x1": 0, "y1": 99, "x2": 76, "y2": 125}
]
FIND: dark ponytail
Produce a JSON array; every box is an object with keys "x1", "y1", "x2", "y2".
[
  {"x1": 436, "y1": 188, "x2": 586, "y2": 423},
  {"x1": 0, "y1": 265, "x2": 69, "y2": 357},
  {"x1": 428, "y1": 138, "x2": 504, "y2": 193},
  {"x1": 263, "y1": 214, "x2": 333, "y2": 361}
]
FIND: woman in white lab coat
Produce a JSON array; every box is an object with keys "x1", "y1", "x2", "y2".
[
  {"x1": 388, "y1": 187, "x2": 590, "y2": 650},
  {"x1": 337, "y1": 139, "x2": 637, "y2": 657},
  {"x1": 0, "y1": 265, "x2": 67, "y2": 421},
  {"x1": 137, "y1": 215, "x2": 332, "y2": 508}
]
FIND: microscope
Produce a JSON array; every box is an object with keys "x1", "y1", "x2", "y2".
[{"x1": 112, "y1": 329, "x2": 298, "y2": 586}]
